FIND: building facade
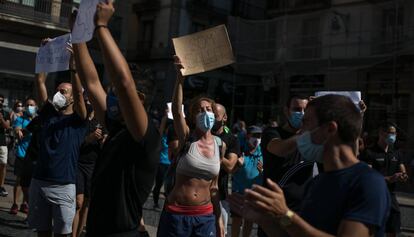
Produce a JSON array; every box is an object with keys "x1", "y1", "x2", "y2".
[
  {"x1": 0, "y1": 0, "x2": 80, "y2": 106},
  {"x1": 120, "y1": 0, "x2": 266, "y2": 116},
  {"x1": 229, "y1": 0, "x2": 414, "y2": 146}
]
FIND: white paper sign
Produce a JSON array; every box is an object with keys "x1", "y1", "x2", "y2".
[
  {"x1": 71, "y1": 0, "x2": 102, "y2": 43},
  {"x1": 315, "y1": 91, "x2": 361, "y2": 106},
  {"x1": 167, "y1": 102, "x2": 185, "y2": 120},
  {"x1": 35, "y1": 34, "x2": 71, "y2": 73}
]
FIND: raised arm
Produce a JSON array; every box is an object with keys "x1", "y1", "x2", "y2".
[
  {"x1": 172, "y1": 56, "x2": 190, "y2": 147},
  {"x1": 70, "y1": 10, "x2": 107, "y2": 126},
  {"x1": 34, "y1": 38, "x2": 53, "y2": 107},
  {"x1": 72, "y1": 43, "x2": 107, "y2": 125},
  {"x1": 95, "y1": 0, "x2": 148, "y2": 141},
  {"x1": 68, "y1": 44, "x2": 87, "y2": 120},
  {"x1": 34, "y1": 72, "x2": 48, "y2": 107}
]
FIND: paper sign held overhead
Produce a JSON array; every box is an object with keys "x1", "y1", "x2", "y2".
[
  {"x1": 35, "y1": 34, "x2": 71, "y2": 73},
  {"x1": 167, "y1": 102, "x2": 185, "y2": 120},
  {"x1": 172, "y1": 25, "x2": 234, "y2": 76},
  {"x1": 71, "y1": 0, "x2": 103, "y2": 43}
]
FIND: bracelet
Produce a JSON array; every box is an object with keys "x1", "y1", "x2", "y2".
[{"x1": 95, "y1": 25, "x2": 108, "y2": 31}]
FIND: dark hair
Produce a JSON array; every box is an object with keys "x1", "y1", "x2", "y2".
[
  {"x1": 25, "y1": 97, "x2": 36, "y2": 103},
  {"x1": 378, "y1": 121, "x2": 397, "y2": 132},
  {"x1": 286, "y1": 94, "x2": 308, "y2": 108},
  {"x1": 13, "y1": 100, "x2": 23, "y2": 110},
  {"x1": 307, "y1": 95, "x2": 362, "y2": 147},
  {"x1": 0, "y1": 94, "x2": 4, "y2": 99},
  {"x1": 188, "y1": 96, "x2": 217, "y2": 125}
]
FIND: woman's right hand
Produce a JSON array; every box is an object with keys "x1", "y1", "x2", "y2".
[{"x1": 173, "y1": 55, "x2": 185, "y2": 82}]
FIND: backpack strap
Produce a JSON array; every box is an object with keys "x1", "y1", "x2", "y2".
[{"x1": 213, "y1": 135, "x2": 224, "y2": 159}]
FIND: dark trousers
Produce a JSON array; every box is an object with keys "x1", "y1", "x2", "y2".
[{"x1": 152, "y1": 164, "x2": 170, "y2": 205}]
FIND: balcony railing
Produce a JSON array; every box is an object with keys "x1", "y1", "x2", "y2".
[
  {"x1": 133, "y1": 0, "x2": 160, "y2": 13},
  {"x1": 0, "y1": 0, "x2": 76, "y2": 29},
  {"x1": 186, "y1": 0, "x2": 230, "y2": 18}
]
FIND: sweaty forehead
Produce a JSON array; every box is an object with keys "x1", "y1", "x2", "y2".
[
  {"x1": 199, "y1": 100, "x2": 212, "y2": 108},
  {"x1": 290, "y1": 98, "x2": 308, "y2": 109},
  {"x1": 57, "y1": 83, "x2": 72, "y2": 90},
  {"x1": 386, "y1": 127, "x2": 397, "y2": 133}
]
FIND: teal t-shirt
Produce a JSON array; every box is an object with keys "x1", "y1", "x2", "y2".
[
  {"x1": 159, "y1": 134, "x2": 170, "y2": 165},
  {"x1": 232, "y1": 146, "x2": 263, "y2": 193},
  {"x1": 13, "y1": 115, "x2": 32, "y2": 158}
]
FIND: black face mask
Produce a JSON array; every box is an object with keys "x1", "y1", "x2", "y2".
[{"x1": 212, "y1": 120, "x2": 224, "y2": 133}]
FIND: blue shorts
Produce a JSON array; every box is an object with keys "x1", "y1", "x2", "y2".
[{"x1": 157, "y1": 210, "x2": 216, "y2": 237}]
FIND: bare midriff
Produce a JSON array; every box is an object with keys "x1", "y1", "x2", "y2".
[{"x1": 167, "y1": 174, "x2": 212, "y2": 206}]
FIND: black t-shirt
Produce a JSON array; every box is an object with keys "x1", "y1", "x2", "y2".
[
  {"x1": 0, "y1": 109, "x2": 10, "y2": 146},
  {"x1": 86, "y1": 116, "x2": 161, "y2": 236},
  {"x1": 360, "y1": 144, "x2": 402, "y2": 193},
  {"x1": 261, "y1": 126, "x2": 318, "y2": 212},
  {"x1": 25, "y1": 116, "x2": 41, "y2": 161},
  {"x1": 78, "y1": 118, "x2": 102, "y2": 176},
  {"x1": 260, "y1": 126, "x2": 298, "y2": 183},
  {"x1": 167, "y1": 125, "x2": 178, "y2": 144},
  {"x1": 218, "y1": 131, "x2": 241, "y2": 200}
]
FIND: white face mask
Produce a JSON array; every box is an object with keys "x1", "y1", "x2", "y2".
[
  {"x1": 249, "y1": 137, "x2": 261, "y2": 147},
  {"x1": 52, "y1": 92, "x2": 67, "y2": 110}
]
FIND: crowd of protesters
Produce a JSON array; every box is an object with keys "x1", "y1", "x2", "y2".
[{"x1": 0, "y1": 1, "x2": 413, "y2": 237}]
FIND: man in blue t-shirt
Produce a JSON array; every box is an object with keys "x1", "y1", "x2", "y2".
[
  {"x1": 10, "y1": 98, "x2": 37, "y2": 215},
  {"x1": 28, "y1": 57, "x2": 87, "y2": 236},
  {"x1": 229, "y1": 95, "x2": 390, "y2": 237}
]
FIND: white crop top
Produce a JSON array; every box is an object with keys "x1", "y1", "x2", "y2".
[{"x1": 176, "y1": 141, "x2": 220, "y2": 181}]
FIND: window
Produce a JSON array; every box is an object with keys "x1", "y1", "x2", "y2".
[
  {"x1": 6, "y1": 0, "x2": 34, "y2": 6},
  {"x1": 382, "y1": 7, "x2": 404, "y2": 37},
  {"x1": 141, "y1": 20, "x2": 154, "y2": 49},
  {"x1": 192, "y1": 22, "x2": 205, "y2": 33},
  {"x1": 300, "y1": 18, "x2": 321, "y2": 58}
]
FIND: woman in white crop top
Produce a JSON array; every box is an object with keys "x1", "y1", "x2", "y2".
[{"x1": 157, "y1": 56, "x2": 225, "y2": 237}]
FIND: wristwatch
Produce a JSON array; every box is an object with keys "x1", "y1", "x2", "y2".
[{"x1": 279, "y1": 209, "x2": 295, "y2": 228}]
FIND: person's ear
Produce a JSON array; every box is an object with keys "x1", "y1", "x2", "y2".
[
  {"x1": 223, "y1": 113, "x2": 228, "y2": 123},
  {"x1": 327, "y1": 121, "x2": 338, "y2": 137}
]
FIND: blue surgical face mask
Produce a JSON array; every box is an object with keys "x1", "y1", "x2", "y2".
[
  {"x1": 289, "y1": 111, "x2": 304, "y2": 129},
  {"x1": 106, "y1": 90, "x2": 121, "y2": 120},
  {"x1": 386, "y1": 134, "x2": 396, "y2": 145},
  {"x1": 26, "y1": 106, "x2": 37, "y2": 116},
  {"x1": 196, "y1": 111, "x2": 215, "y2": 132},
  {"x1": 296, "y1": 129, "x2": 325, "y2": 163}
]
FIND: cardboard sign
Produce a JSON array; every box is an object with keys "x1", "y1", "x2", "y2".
[
  {"x1": 167, "y1": 102, "x2": 185, "y2": 120},
  {"x1": 173, "y1": 25, "x2": 234, "y2": 76},
  {"x1": 35, "y1": 34, "x2": 71, "y2": 73},
  {"x1": 315, "y1": 91, "x2": 361, "y2": 106},
  {"x1": 71, "y1": 0, "x2": 103, "y2": 43}
]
